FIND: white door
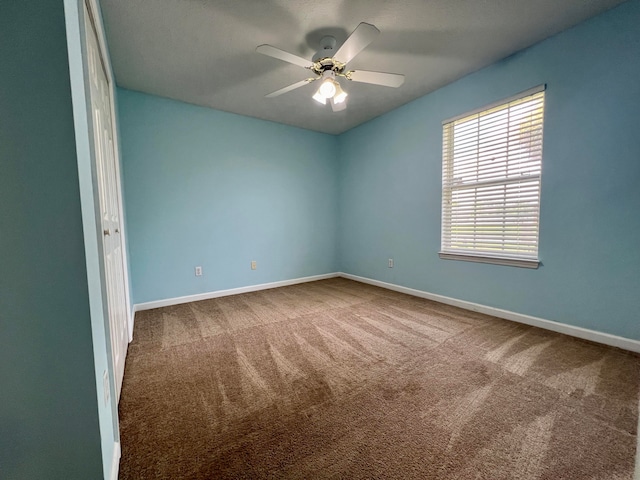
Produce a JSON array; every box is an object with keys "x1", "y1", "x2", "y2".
[{"x1": 85, "y1": 5, "x2": 128, "y2": 400}]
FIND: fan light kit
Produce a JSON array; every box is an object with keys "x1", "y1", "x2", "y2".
[
  {"x1": 256, "y1": 23, "x2": 404, "y2": 112},
  {"x1": 312, "y1": 71, "x2": 347, "y2": 110}
]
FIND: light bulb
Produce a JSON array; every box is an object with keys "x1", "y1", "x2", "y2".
[{"x1": 319, "y1": 79, "x2": 336, "y2": 98}]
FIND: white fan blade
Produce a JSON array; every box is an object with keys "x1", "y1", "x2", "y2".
[
  {"x1": 348, "y1": 70, "x2": 405, "y2": 88},
  {"x1": 334, "y1": 23, "x2": 380, "y2": 64},
  {"x1": 331, "y1": 97, "x2": 347, "y2": 112},
  {"x1": 256, "y1": 44, "x2": 311, "y2": 68},
  {"x1": 265, "y1": 78, "x2": 316, "y2": 98}
]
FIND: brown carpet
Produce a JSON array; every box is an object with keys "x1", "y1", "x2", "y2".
[{"x1": 119, "y1": 278, "x2": 639, "y2": 479}]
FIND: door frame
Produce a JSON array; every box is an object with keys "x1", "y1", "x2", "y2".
[{"x1": 63, "y1": 0, "x2": 130, "y2": 477}]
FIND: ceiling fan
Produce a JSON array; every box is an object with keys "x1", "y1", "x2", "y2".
[{"x1": 256, "y1": 23, "x2": 405, "y2": 112}]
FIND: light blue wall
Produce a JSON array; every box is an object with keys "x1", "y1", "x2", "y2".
[
  {"x1": 339, "y1": 0, "x2": 640, "y2": 340},
  {"x1": 0, "y1": 1, "x2": 105, "y2": 478},
  {"x1": 118, "y1": 90, "x2": 339, "y2": 305}
]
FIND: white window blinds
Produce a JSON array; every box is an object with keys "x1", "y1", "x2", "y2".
[{"x1": 441, "y1": 86, "x2": 545, "y2": 267}]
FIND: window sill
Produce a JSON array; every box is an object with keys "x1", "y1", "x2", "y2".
[{"x1": 439, "y1": 252, "x2": 540, "y2": 269}]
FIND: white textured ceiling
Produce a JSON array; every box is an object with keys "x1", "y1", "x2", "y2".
[{"x1": 100, "y1": 0, "x2": 626, "y2": 135}]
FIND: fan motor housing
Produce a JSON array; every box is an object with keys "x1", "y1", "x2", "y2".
[
  {"x1": 311, "y1": 58, "x2": 345, "y2": 76},
  {"x1": 311, "y1": 35, "x2": 346, "y2": 75}
]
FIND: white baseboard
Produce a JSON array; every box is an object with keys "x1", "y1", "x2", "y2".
[
  {"x1": 129, "y1": 270, "x2": 639, "y2": 353},
  {"x1": 133, "y1": 272, "x2": 340, "y2": 312},
  {"x1": 110, "y1": 441, "x2": 120, "y2": 480},
  {"x1": 636, "y1": 427, "x2": 640, "y2": 480},
  {"x1": 339, "y1": 272, "x2": 640, "y2": 353},
  {"x1": 123, "y1": 272, "x2": 640, "y2": 476},
  {"x1": 128, "y1": 307, "x2": 135, "y2": 343}
]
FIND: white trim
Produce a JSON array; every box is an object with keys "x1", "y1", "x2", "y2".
[
  {"x1": 635, "y1": 408, "x2": 640, "y2": 480},
  {"x1": 109, "y1": 441, "x2": 120, "y2": 480},
  {"x1": 133, "y1": 273, "x2": 340, "y2": 312},
  {"x1": 439, "y1": 252, "x2": 540, "y2": 269},
  {"x1": 129, "y1": 306, "x2": 135, "y2": 342},
  {"x1": 130, "y1": 270, "x2": 640, "y2": 353},
  {"x1": 339, "y1": 273, "x2": 640, "y2": 353}
]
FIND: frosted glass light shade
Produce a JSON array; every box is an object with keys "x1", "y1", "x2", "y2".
[
  {"x1": 319, "y1": 79, "x2": 337, "y2": 98},
  {"x1": 312, "y1": 91, "x2": 326, "y2": 104}
]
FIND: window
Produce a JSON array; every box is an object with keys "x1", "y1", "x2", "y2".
[{"x1": 440, "y1": 86, "x2": 545, "y2": 268}]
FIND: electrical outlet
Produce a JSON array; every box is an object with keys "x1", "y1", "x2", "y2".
[
  {"x1": 388, "y1": 258, "x2": 394, "y2": 268},
  {"x1": 103, "y1": 370, "x2": 109, "y2": 406},
  {"x1": 251, "y1": 260, "x2": 257, "y2": 270},
  {"x1": 195, "y1": 266, "x2": 203, "y2": 276}
]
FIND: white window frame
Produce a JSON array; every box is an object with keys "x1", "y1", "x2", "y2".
[{"x1": 440, "y1": 85, "x2": 546, "y2": 268}]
